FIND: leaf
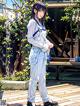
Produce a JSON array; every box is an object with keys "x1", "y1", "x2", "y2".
[
  {"x1": 20, "y1": 0, "x2": 23, "y2": 2},
  {"x1": 61, "y1": 16, "x2": 69, "y2": 22}
]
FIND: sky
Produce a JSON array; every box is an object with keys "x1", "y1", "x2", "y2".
[{"x1": 6, "y1": 0, "x2": 13, "y2": 8}]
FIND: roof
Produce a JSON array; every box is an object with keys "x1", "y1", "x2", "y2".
[{"x1": 47, "y1": 2, "x2": 76, "y2": 8}]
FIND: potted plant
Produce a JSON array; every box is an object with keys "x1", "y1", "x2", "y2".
[{"x1": 0, "y1": 81, "x2": 3, "y2": 99}]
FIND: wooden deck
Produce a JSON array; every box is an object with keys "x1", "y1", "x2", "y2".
[
  {"x1": 48, "y1": 61, "x2": 80, "y2": 80},
  {"x1": 2, "y1": 81, "x2": 80, "y2": 106}
]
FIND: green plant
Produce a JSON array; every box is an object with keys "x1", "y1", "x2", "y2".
[
  {"x1": 0, "y1": 0, "x2": 49, "y2": 77},
  {"x1": 0, "y1": 74, "x2": 3, "y2": 80},
  {"x1": 0, "y1": 81, "x2": 4, "y2": 100},
  {"x1": 0, "y1": 81, "x2": 3, "y2": 91},
  {"x1": 0, "y1": 16, "x2": 7, "y2": 25},
  {"x1": 6, "y1": 0, "x2": 40, "y2": 76},
  {"x1": 14, "y1": 69, "x2": 29, "y2": 81},
  {"x1": 4, "y1": 69, "x2": 29, "y2": 81},
  {"x1": 61, "y1": 1, "x2": 80, "y2": 37},
  {"x1": 0, "y1": 21, "x2": 6, "y2": 76}
]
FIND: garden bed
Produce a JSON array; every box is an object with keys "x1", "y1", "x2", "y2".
[{"x1": 1, "y1": 80, "x2": 29, "y2": 90}]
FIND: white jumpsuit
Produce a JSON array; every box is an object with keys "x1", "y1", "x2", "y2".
[{"x1": 27, "y1": 18, "x2": 51, "y2": 103}]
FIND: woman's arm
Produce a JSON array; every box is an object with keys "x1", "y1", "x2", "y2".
[
  {"x1": 27, "y1": 19, "x2": 49, "y2": 52},
  {"x1": 43, "y1": 34, "x2": 54, "y2": 49}
]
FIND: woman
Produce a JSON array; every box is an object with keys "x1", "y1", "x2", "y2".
[{"x1": 27, "y1": 2, "x2": 58, "y2": 106}]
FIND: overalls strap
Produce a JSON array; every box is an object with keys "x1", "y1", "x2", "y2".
[{"x1": 32, "y1": 18, "x2": 46, "y2": 37}]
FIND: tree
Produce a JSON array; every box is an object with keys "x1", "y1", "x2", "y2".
[
  {"x1": 61, "y1": 0, "x2": 80, "y2": 57},
  {"x1": 6, "y1": 0, "x2": 40, "y2": 76},
  {"x1": 0, "y1": 16, "x2": 7, "y2": 76},
  {"x1": 0, "y1": 0, "x2": 47, "y2": 77},
  {"x1": 61, "y1": 0, "x2": 80, "y2": 37}
]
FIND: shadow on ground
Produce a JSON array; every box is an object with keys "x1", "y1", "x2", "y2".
[
  {"x1": 46, "y1": 66, "x2": 80, "y2": 87},
  {"x1": 7, "y1": 103, "x2": 23, "y2": 106}
]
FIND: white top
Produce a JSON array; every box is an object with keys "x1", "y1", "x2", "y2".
[{"x1": 27, "y1": 18, "x2": 51, "y2": 52}]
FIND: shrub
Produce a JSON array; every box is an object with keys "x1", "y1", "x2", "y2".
[
  {"x1": 4, "y1": 69, "x2": 29, "y2": 81},
  {"x1": 0, "y1": 81, "x2": 3, "y2": 91}
]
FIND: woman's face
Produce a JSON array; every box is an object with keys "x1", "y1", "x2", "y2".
[{"x1": 37, "y1": 9, "x2": 45, "y2": 19}]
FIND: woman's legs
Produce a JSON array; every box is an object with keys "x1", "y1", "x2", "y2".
[
  {"x1": 38, "y1": 55, "x2": 58, "y2": 106},
  {"x1": 28, "y1": 51, "x2": 48, "y2": 103},
  {"x1": 27, "y1": 62, "x2": 39, "y2": 102},
  {"x1": 38, "y1": 55, "x2": 49, "y2": 102},
  {"x1": 38, "y1": 73, "x2": 49, "y2": 102}
]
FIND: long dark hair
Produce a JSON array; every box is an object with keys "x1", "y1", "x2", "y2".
[{"x1": 32, "y1": 2, "x2": 47, "y2": 25}]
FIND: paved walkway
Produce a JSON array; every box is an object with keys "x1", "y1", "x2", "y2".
[{"x1": 2, "y1": 80, "x2": 80, "y2": 106}]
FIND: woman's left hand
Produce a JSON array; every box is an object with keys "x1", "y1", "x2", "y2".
[{"x1": 49, "y1": 43, "x2": 54, "y2": 49}]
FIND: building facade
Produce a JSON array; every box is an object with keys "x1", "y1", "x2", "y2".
[
  {"x1": 43, "y1": 0, "x2": 79, "y2": 58},
  {"x1": 0, "y1": 0, "x2": 15, "y2": 20}
]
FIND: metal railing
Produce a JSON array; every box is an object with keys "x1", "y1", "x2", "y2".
[{"x1": 43, "y1": 0, "x2": 78, "y2": 3}]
